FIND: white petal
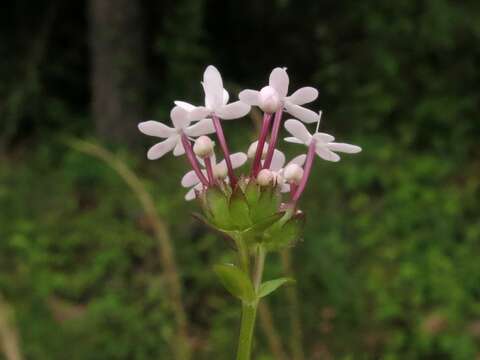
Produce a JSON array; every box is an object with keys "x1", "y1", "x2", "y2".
[
  {"x1": 269, "y1": 150, "x2": 286, "y2": 171},
  {"x1": 280, "y1": 183, "x2": 291, "y2": 193},
  {"x1": 288, "y1": 154, "x2": 307, "y2": 167},
  {"x1": 170, "y1": 106, "x2": 191, "y2": 129},
  {"x1": 284, "y1": 137, "x2": 304, "y2": 144},
  {"x1": 327, "y1": 143, "x2": 362, "y2": 153},
  {"x1": 216, "y1": 101, "x2": 250, "y2": 120},
  {"x1": 284, "y1": 102, "x2": 318, "y2": 123},
  {"x1": 174, "y1": 101, "x2": 196, "y2": 111},
  {"x1": 189, "y1": 106, "x2": 211, "y2": 120},
  {"x1": 316, "y1": 146, "x2": 340, "y2": 162},
  {"x1": 147, "y1": 137, "x2": 177, "y2": 160},
  {"x1": 313, "y1": 132, "x2": 335, "y2": 143},
  {"x1": 239, "y1": 89, "x2": 261, "y2": 106},
  {"x1": 286, "y1": 87, "x2": 318, "y2": 105},
  {"x1": 203, "y1": 65, "x2": 223, "y2": 110},
  {"x1": 184, "y1": 119, "x2": 215, "y2": 137},
  {"x1": 284, "y1": 119, "x2": 312, "y2": 144},
  {"x1": 269, "y1": 67, "x2": 289, "y2": 98},
  {"x1": 223, "y1": 89, "x2": 229, "y2": 104},
  {"x1": 173, "y1": 141, "x2": 185, "y2": 156},
  {"x1": 229, "y1": 152, "x2": 248, "y2": 168},
  {"x1": 138, "y1": 121, "x2": 174, "y2": 138},
  {"x1": 181, "y1": 170, "x2": 200, "y2": 188},
  {"x1": 185, "y1": 183, "x2": 204, "y2": 200}
]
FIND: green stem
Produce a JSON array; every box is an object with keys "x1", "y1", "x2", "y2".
[{"x1": 236, "y1": 303, "x2": 257, "y2": 360}]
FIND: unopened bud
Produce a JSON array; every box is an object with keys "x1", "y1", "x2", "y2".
[
  {"x1": 248, "y1": 141, "x2": 268, "y2": 159},
  {"x1": 257, "y1": 169, "x2": 274, "y2": 186},
  {"x1": 213, "y1": 163, "x2": 228, "y2": 179},
  {"x1": 193, "y1": 136, "x2": 214, "y2": 158},
  {"x1": 259, "y1": 86, "x2": 281, "y2": 114},
  {"x1": 284, "y1": 163, "x2": 304, "y2": 184}
]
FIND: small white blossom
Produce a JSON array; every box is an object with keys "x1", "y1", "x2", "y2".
[
  {"x1": 181, "y1": 152, "x2": 247, "y2": 200},
  {"x1": 267, "y1": 149, "x2": 306, "y2": 192},
  {"x1": 284, "y1": 118, "x2": 362, "y2": 162},
  {"x1": 247, "y1": 140, "x2": 270, "y2": 159},
  {"x1": 138, "y1": 106, "x2": 215, "y2": 160},
  {"x1": 175, "y1": 65, "x2": 251, "y2": 120},
  {"x1": 239, "y1": 67, "x2": 319, "y2": 122}
]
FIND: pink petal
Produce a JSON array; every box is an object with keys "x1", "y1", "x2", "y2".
[
  {"x1": 203, "y1": 65, "x2": 223, "y2": 110},
  {"x1": 173, "y1": 141, "x2": 185, "y2": 156},
  {"x1": 287, "y1": 87, "x2": 318, "y2": 105},
  {"x1": 284, "y1": 119, "x2": 312, "y2": 144},
  {"x1": 284, "y1": 102, "x2": 318, "y2": 123},
  {"x1": 327, "y1": 143, "x2": 362, "y2": 153},
  {"x1": 184, "y1": 119, "x2": 215, "y2": 137},
  {"x1": 315, "y1": 146, "x2": 340, "y2": 162},
  {"x1": 216, "y1": 101, "x2": 250, "y2": 120},
  {"x1": 269, "y1": 67, "x2": 289, "y2": 98},
  {"x1": 269, "y1": 150, "x2": 286, "y2": 171},
  {"x1": 239, "y1": 89, "x2": 261, "y2": 106},
  {"x1": 138, "y1": 121, "x2": 174, "y2": 138},
  {"x1": 147, "y1": 137, "x2": 177, "y2": 160},
  {"x1": 170, "y1": 106, "x2": 191, "y2": 129}
]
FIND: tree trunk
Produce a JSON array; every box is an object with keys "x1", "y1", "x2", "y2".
[{"x1": 88, "y1": 0, "x2": 145, "y2": 145}]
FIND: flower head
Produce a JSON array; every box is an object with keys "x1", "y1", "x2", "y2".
[
  {"x1": 138, "y1": 106, "x2": 215, "y2": 160},
  {"x1": 284, "y1": 117, "x2": 361, "y2": 162},
  {"x1": 239, "y1": 67, "x2": 318, "y2": 122},
  {"x1": 181, "y1": 152, "x2": 247, "y2": 200},
  {"x1": 175, "y1": 65, "x2": 250, "y2": 121}
]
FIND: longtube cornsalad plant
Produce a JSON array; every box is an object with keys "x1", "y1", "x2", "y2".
[{"x1": 138, "y1": 66, "x2": 361, "y2": 360}]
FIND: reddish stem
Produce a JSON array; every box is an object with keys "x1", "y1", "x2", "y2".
[
  {"x1": 212, "y1": 115, "x2": 237, "y2": 187},
  {"x1": 292, "y1": 140, "x2": 316, "y2": 202},
  {"x1": 204, "y1": 156, "x2": 216, "y2": 185},
  {"x1": 251, "y1": 113, "x2": 273, "y2": 177},
  {"x1": 289, "y1": 183, "x2": 298, "y2": 201},
  {"x1": 181, "y1": 135, "x2": 209, "y2": 186},
  {"x1": 263, "y1": 109, "x2": 283, "y2": 169}
]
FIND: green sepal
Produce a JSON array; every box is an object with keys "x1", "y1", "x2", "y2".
[
  {"x1": 244, "y1": 180, "x2": 260, "y2": 205},
  {"x1": 258, "y1": 277, "x2": 295, "y2": 298},
  {"x1": 205, "y1": 187, "x2": 232, "y2": 230},
  {"x1": 229, "y1": 187, "x2": 252, "y2": 230},
  {"x1": 214, "y1": 263, "x2": 256, "y2": 303},
  {"x1": 249, "y1": 187, "x2": 281, "y2": 224}
]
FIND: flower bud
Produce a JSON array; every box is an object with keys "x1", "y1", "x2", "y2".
[
  {"x1": 213, "y1": 163, "x2": 228, "y2": 179},
  {"x1": 248, "y1": 141, "x2": 268, "y2": 159},
  {"x1": 193, "y1": 136, "x2": 214, "y2": 158},
  {"x1": 284, "y1": 163, "x2": 304, "y2": 184},
  {"x1": 259, "y1": 86, "x2": 281, "y2": 114},
  {"x1": 257, "y1": 169, "x2": 274, "y2": 186}
]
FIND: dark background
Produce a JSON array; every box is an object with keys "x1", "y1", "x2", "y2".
[{"x1": 1, "y1": 0, "x2": 480, "y2": 359}]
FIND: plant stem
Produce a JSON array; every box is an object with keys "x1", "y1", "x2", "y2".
[
  {"x1": 212, "y1": 115, "x2": 237, "y2": 187},
  {"x1": 236, "y1": 303, "x2": 257, "y2": 360},
  {"x1": 263, "y1": 109, "x2": 283, "y2": 169}
]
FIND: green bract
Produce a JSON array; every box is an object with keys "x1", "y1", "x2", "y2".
[{"x1": 197, "y1": 179, "x2": 303, "y2": 252}]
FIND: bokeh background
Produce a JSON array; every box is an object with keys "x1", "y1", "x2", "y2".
[{"x1": 1, "y1": 0, "x2": 480, "y2": 359}]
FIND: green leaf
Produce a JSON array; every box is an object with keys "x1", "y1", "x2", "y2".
[
  {"x1": 229, "y1": 187, "x2": 252, "y2": 230},
  {"x1": 205, "y1": 187, "x2": 232, "y2": 229},
  {"x1": 246, "y1": 212, "x2": 283, "y2": 236},
  {"x1": 258, "y1": 277, "x2": 295, "y2": 298},
  {"x1": 264, "y1": 213, "x2": 305, "y2": 251},
  {"x1": 214, "y1": 264, "x2": 256, "y2": 302}
]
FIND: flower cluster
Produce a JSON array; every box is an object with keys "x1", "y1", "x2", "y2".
[{"x1": 139, "y1": 65, "x2": 361, "y2": 208}]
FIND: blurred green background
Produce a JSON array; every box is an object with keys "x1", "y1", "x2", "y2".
[{"x1": 1, "y1": 0, "x2": 480, "y2": 359}]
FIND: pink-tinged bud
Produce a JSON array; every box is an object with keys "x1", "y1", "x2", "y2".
[
  {"x1": 214, "y1": 163, "x2": 228, "y2": 179},
  {"x1": 257, "y1": 169, "x2": 274, "y2": 186},
  {"x1": 248, "y1": 142, "x2": 268, "y2": 159},
  {"x1": 284, "y1": 163, "x2": 304, "y2": 184},
  {"x1": 259, "y1": 86, "x2": 281, "y2": 114},
  {"x1": 193, "y1": 136, "x2": 214, "y2": 158}
]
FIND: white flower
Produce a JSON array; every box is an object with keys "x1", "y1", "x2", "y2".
[
  {"x1": 181, "y1": 152, "x2": 247, "y2": 201},
  {"x1": 239, "y1": 67, "x2": 319, "y2": 122},
  {"x1": 283, "y1": 163, "x2": 304, "y2": 184},
  {"x1": 175, "y1": 65, "x2": 251, "y2": 120},
  {"x1": 193, "y1": 136, "x2": 215, "y2": 158},
  {"x1": 138, "y1": 106, "x2": 215, "y2": 160},
  {"x1": 284, "y1": 118, "x2": 362, "y2": 162},
  {"x1": 266, "y1": 149, "x2": 306, "y2": 192},
  {"x1": 257, "y1": 169, "x2": 274, "y2": 186}
]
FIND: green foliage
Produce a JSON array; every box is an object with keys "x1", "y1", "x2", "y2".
[
  {"x1": 214, "y1": 264, "x2": 255, "y2": 303},
  {"x1": 257, "y1": 278, "x2": 295, "y2": 299}
]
